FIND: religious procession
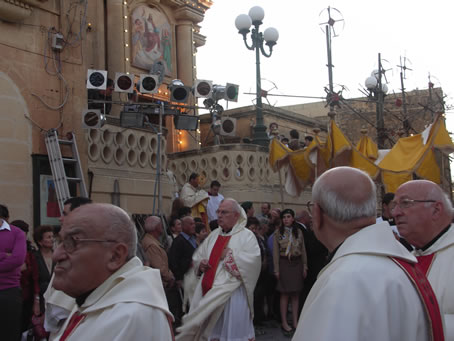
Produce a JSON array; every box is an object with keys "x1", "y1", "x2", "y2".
[
  {"x1": 2, "y1": 160, "x2": 454, "y2": 341},
  {"x1": 1, "y1": 0, "x2": 454, "y2": 341}
]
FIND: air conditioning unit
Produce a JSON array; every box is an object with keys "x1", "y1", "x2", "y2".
[
  {"x1": 86, "y1": 69, "x2": 107, "y2": 90},
  {"x1": 114, "y1": 72, "x2": 134, "y2": 93},
  {"x1": 220, "y1": 117, "x2": 236, "y2": 136}
]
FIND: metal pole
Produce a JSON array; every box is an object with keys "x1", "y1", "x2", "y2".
[
  {"x1": 252, "y1": 27, "x2": 268, "y2": 146},
  {"x1": 376, "y1": 53, "x2": 385, "y2": 149},
  {"x1": 326, "y1": 25, "x2": 334, "y2": 95},
  {"x1": 157, "y1": 102, "x2": 163, "y2": 215},
  {"x1": 399, "y1": 70, "x2": 409, "y2": 136},
  {"x1": 278, "y1": 168, "x2": 284, "y2": 209}
]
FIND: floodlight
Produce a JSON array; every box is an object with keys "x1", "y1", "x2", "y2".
[
  {"x1": 174, "y1": 114, "x2": 198, "y2": 130},
  {"x1": 120, "y1": 112, "x2": 144, "y2": 128}
]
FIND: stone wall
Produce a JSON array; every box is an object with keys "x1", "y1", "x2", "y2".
[
  {"x1": 86, "y1": 123, "x2": 175, "y2": 216},
  {"x1": 0, "y1": 72, "x2": 33, "y2": 223}
]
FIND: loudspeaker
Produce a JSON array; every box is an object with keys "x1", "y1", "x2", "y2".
[
  {"x1": 194, "y1": 79, "x2": 213, "y2": 98},
  {"x1": 86, "y1": 69, "x2": 107, "y2": 90},
  {"x1": 220, "y1": 117, "x2": 236, "y2": 136},
  {"x1": 114, "y1": 72, "x2": 134, "y2": 93},
  {"x1": 139, "y1": 74, "x2": 159, "y2": 94},
  {"x1": 82, "y1": 109, "x2": 106, "y2": 129},
  {"x1": 174, "y1": 115, "x2": 198, "y2": 130}
]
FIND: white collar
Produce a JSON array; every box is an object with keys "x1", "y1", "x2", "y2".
[{"x1": 0, "y1": 220, "x2": 11, "y2": 231}]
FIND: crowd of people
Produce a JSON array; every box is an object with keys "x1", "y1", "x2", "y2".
[
  {"x1": 268, "y1": 122, "x2": 313, "y2": 151},
  {"x1": 1, "y1": 167, "x2": 453, "y2": 341}
]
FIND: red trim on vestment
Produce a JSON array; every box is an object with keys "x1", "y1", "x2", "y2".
[
  {"x1": 391, "y1": 257, "x2": 444, "y2": 341},
  {"x1": 60, "y1": 312, "x2": 86, "y2": 341},
  {"x1": 202, "y1": 235, "x2": 231, "y2": 295},
  {"x1": 416, "y1": 253, "x2": 436, "y2": 276}
]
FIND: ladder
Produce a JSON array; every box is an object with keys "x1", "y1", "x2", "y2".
[{"x1": 45, "y1": 129, "x2": 88, "y2": 213}]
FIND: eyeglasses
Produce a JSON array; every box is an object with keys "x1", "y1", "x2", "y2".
[
  {"x1": 216, "y1": 210, "x2": 234, "y2": 216},
  {"x1": 306, "y1": 201, "x2": 315, "y2": 213},
  {"x1": 389, "y1": 198, "x2": 436, "y2": 211},
  {"x1": 58, "y1": 235, "x2": 117, "y2": 253}
]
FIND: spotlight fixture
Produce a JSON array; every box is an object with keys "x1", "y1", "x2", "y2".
[
  {"x1": 194, "y1": 79, "x2": 213, "y2": 98},
  {"x1": 220, "y1": 117, "x2": 237, "y2": 136},
  {"x1": 82, "y1": 109, "x2": 106, "y2": 129},
  {"x1": 114, "y1": 72, "x2": 134, "y2": 93},
  {"x1": 86, "y1": 69, "x2": 107, "y2": 90},
  {"x1": 139, "y1": 74, "x2": 159, "y2": 94},
  {"x1": 224, "y1": 83, "x2": 239, "y2": 102},
  {"x1": 169, "y1": 79, "x2": 190, "y2": 103}
]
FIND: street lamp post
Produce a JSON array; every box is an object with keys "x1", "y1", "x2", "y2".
[{"x1": 235, "y1": 6, "x2": 279, "y2": 146}]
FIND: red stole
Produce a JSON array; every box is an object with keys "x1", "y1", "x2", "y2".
[
  {"x1": 201, "y1": 235, "x2": 231, "y2": 296},
  {"x1": 60, "y1": 312, "x2": 86, "y2": 341},
  {"x1": 391, "y1": 257, "x2": 444, "y2": 341},
  {"x1": 416, "y1": 253, "x2": 436, "y2": 276}
]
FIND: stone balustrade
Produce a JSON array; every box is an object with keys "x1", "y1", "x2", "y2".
[{"x1": 168, "y1": 143, "x2": 311, "y2": 209}]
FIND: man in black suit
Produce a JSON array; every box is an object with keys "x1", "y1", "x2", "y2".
[
  {"x1": 296, "y1": 210, "x2": 328, "y2": 312},
  {"x1": 168, "y1": 216, "x2": 197, "y2": 326}
]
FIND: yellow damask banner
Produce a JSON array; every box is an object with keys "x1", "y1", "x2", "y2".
[{"x1": 269, "y1": 114, "x2": 454, "y2": 196}]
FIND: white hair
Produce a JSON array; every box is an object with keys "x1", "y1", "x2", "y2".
[
  {"x1": 144, "y1": 216, "x2": 161, "y2": 233},
  {"x1": 312, "y1": 169, "x2": 377, "y2": 223},
  {"x1": 426, "y1": 186, "x2": 454, "y2": 216},
  {"x1": 104, "y1": 206, "x2": 137, "y2": 260},
  {"x1": 221, "y1": 198, "x2": 242, "y2": 214}
]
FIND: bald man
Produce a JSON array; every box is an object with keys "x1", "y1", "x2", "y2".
[
  {"x1": 293, "y1": 167, "x2": 443, "y2": 341},
  {"x1": 393, "y1": 180, "x2": 454, "y2": 339},
  {"x1": 51, "y1": 203, "x2": 173, "y2": 341}
]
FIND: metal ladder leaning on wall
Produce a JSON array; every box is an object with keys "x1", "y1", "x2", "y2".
[{"x1": 45, "y1": 129, "x2": 88, "y2": 214}]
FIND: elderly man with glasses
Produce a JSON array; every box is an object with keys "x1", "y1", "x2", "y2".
[
  {"x1": 50, "y1": 203, "x2": 173, "y2": 341},
  {"x1": 293, "y1": 167, "x2": 444, "y2": 341},
  {"x1": 392, "y1": 179, "x2": 454, "y2": 340},
  {"x1": 176, "y1": 198, "x2": 261, "y2": 341}
]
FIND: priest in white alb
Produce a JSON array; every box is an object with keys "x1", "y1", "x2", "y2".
[
  {"x1": 180, "y1": 173, "x2": 209, "y2": 225},
  {"x1": 176, "y1": 198, "x2": 261, "y2": 341}
]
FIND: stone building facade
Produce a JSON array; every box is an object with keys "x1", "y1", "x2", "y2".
[{"x1": 0, "y1": 0, "x2": 212, "y2": 226}]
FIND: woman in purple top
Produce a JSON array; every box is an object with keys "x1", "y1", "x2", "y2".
[{"x1": 0, "y1": 204, "x2": 26, "y2": 341}]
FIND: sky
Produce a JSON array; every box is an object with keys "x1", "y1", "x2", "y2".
[{"x1": 196, "y1": 0, "x2": 454, "y2": 131}]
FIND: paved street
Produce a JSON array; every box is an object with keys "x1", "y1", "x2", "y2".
[{"x1": 255, "y1": 320, "x2": 295, "y2": 340}]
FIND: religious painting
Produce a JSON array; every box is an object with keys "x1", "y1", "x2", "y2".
[{"x1": 131, "y1": 5, "x2": 173, "y2": 75}]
